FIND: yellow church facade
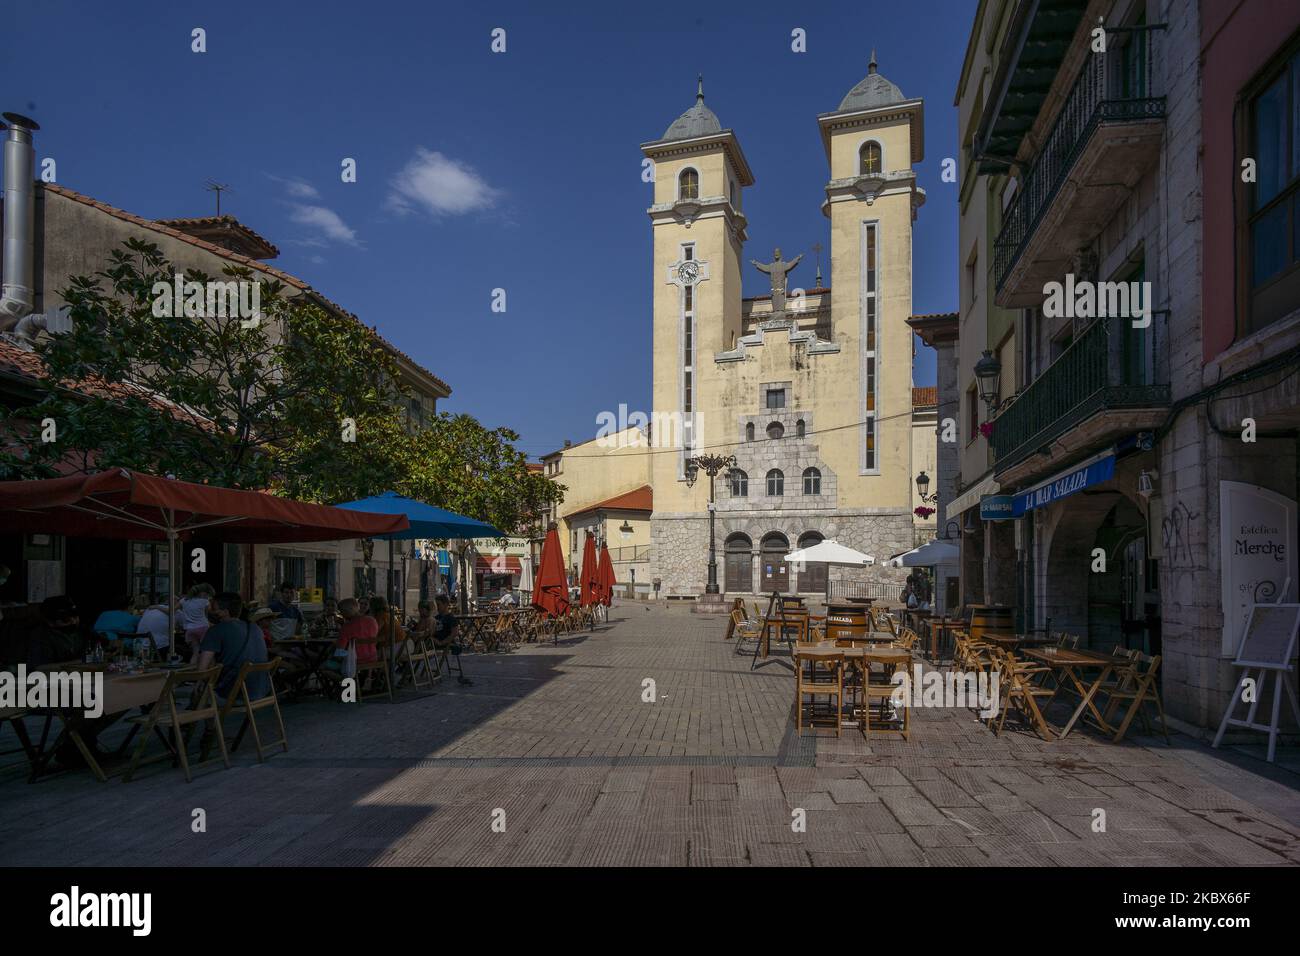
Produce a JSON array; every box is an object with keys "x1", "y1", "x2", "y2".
[{"x1": 637, "y1": 59, "x2": 927, "y2": 598}]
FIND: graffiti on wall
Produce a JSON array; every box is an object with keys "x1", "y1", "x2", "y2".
[{"x1": 1161, "y1": 500, "x2": 1200, "y2": 568}]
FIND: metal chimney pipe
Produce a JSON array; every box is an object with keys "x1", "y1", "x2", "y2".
[{"x1": 0, "y1": 112, "x2": 39, "y2": 332}]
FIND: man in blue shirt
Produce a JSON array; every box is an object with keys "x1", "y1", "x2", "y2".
[
  {"x1": 92, "y1": 595, "x2": 141, "y2": 645},
  {"x1": 268, "y1": 582, "x2": 304, "y2": 636},
  {"x1": 198, "y1": 592, "x2": 270, "y2": 701}
]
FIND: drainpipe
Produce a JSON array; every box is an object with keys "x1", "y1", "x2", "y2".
[{"x1": 0, "y1": 112, "x2": 39, "y2": 332}]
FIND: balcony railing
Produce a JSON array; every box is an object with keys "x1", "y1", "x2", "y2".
[
  {"x1": 990, "y1": 316, "x2": 1170, "y2": 471},
  {"x1": 608, "y1": 544, "x2": 650, "y2": 563},
  {"x1": 993, "y1": 25, "x2": 1165, "y2": 293}
]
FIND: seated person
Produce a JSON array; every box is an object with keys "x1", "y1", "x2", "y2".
[
  {"x1": 410, "y1": 600, "x2": 435, "y2": 641},
  {"x1": 26, "y1": 595, "x2": 84, "y2": 666},
  {"x1": 370, "y1": 596, "x2": 409, "y2": 661},
  {"x1": 308, "y1": 597, "x2": 343, "y2": 641},
  {"x1": 433, "y1": 595, "x2": 471, "y2": 685},
  {"x1": 197, "y1": 592, "x2": 269, "y2": 702},
  {"x1": 498, "y1": 590, "x2": 517, "y2": 608},
  {"x1": 268, "y1": 582, "x2": 304, "y2": 636},
  {"x1": 327, "y1": 597, "x2": 378, "y2": 677},
  {"x1": 136, "y1": 598, "x2": 177, "y2": 653},
  {"x1": 92, "y1": 594, "x2": 141, "y2": 650},
  {"x1": 247, "y1": 607, "x2": 278, "y2": 647}
]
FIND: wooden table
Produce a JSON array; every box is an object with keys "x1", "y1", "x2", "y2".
[
  {"x1": 24, "y1": 664, "x2": 190, "y2": 782},
  {"x1": 981, "y1": 632, "x2": 1053, "y2": 650},
  {"x1": 927, "y1": 617, "x2": 963, "y2": 661},
  {"x1": 271, "y1": 638, "x2": 337, "y2": 698},
  {"x1": 457, "y1": 612, "x2": 500, "y2": 652},
  {"x1": 796, "y1": 642, "x2": 912, "y2": 725},
  {"x1": 1024, "y1": 647, "x2": 1133, "y2": 739}
]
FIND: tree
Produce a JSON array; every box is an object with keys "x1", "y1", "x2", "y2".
[
  {"x1": 0, "y1": 239, "x2": 565, "y2": 534},
  {"x1": 1, "y1": 237, "x2": 409, "y2": 495}
]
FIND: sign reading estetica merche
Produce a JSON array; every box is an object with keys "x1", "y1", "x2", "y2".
[{"x1": 1220, "y1": 481, "x2": 1298, "y2": 657}]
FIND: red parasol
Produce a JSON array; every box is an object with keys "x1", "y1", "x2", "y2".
[
  {"x1": 579, "y1": 535, "x2": 599, "y2": 607},
  {"x1": 597, "y1": 543, "x2": 617, "y2": 607},
  {"x1": 531, "y1": 524, "x2": 569, "y2": 619}
]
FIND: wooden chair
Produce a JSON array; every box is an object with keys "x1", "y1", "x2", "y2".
[
  {"x1": 989, "y1": 650, "x2": 1054, "y2": 740},
  {"x1": 729, "y1": 609, "x2": 763, "y2": 653},
  {"x1": 123, "y1": 666, "x2": 230, "y2": 783},
  {"x1": 795, "y1": 648, "x2": 844, "y2": 737},
  {"x1": 862, "y1": 674, "x2": 910, "y2": 741},
  {"x1": 892, "y1": 628, "x2": 919, "y2": 653},
  {"x1": 353, "y1": 635, "x2": 394, "y2": 702},
  {"x1": 1101, "y1": 653, "x2": 1170, "y2": 744},
  {"x1": 219, "y1": 658, "x2": 288, "y2": 763}
]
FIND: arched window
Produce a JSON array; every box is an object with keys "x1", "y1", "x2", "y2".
[
  {"x1": 767, "y1": 421, "x2": 784, "y2": 440},
  {"x1": 766, "y1": 469, "x2": 784, "y2": 496},
  {"x1": 796, "y1": 419, "x2": 805, "y2": 438},
  {"x1": 859, "y1": 142, "x2": 882, "y2": 176},
  {"x1": 679, "y1": 168, "x2": 699, "y2": 201},
  {"x1": 745, "y1": 422, "x2": 755, "y2": 442},
  {"x1": 802, "y1": 467, "x2": 821, "y2": 495},
  {"x1": 729, "y1": 469, "x2": 748, "y2": 498}
]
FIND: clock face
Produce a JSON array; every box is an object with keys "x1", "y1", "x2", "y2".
[{"x1": 677, "y1": 260, "x2": 700, "y2": 284}]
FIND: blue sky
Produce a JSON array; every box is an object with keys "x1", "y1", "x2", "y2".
[{"x1": 4, "y1": 0, "x2": 971, "y2": 459}]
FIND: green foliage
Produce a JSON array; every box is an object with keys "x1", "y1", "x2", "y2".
[{"x1": 0, "y1": 239, "x2": 562, "y2": 534}]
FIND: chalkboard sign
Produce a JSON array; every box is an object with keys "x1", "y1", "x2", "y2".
[{"x1": 1234, "y1": 604, "x2": 1300, "y2": 669}]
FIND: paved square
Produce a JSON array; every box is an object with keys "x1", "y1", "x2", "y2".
[{"x1": 2, "y1": 604, "x2": 1299, "y2": 866}]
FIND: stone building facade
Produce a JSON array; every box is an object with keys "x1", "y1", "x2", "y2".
[{"x1": 641, "y1": 63, "x2": 928, "y2": 598}]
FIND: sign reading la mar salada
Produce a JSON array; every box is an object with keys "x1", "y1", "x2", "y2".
[{"x1": 1011, "y1": 455, "x2": 1116, "y2": 518}]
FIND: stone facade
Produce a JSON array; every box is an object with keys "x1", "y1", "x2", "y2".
[{"x1": 651, "y1": 509, "x2": 912, "y2": 598}]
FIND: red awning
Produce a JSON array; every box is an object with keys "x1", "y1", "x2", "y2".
[
  {"x1": 0, "y1": 469, "x2": 409, "y2": 543},
  {"x1": 474, "y1": 554, "x2": 522, "y2": 574}
]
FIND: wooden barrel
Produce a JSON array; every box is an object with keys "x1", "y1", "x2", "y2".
[
  {"x1": 824, "y1": 604, "x2": 869, "y2": 643},
  {"x1": 969, "y1": 606, "x2": 1015, "y2": 642}
]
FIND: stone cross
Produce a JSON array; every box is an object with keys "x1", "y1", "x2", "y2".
[{"x1": 751, "y1": 247, "x2": 803, "y2": 317}]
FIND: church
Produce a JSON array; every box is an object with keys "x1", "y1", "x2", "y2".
[{"x1": 548, "y1": 57, "x2": 928, "y2": 601}]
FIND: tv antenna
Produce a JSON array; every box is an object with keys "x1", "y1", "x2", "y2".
[{"x1": 204, "y1": 179, "x2": 233, "y2": 216}]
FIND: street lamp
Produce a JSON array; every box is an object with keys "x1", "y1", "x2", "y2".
[
  {"x1": 974, "y1": 349, "x2": 1003, "y2": 413},
  {"x1": 915, "y1": 470, "x2": 938, "y2": 504},
  {"x1": 684, "y1": 452, "x2": 737, "y2": 595}
]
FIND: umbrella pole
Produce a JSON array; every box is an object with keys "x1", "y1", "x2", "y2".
[{"x1": 167, "y1": 526, "x2": 177, "y2": 661}]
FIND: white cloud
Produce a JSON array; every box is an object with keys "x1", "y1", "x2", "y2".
[
  {"x1": 288, "y1": 204, "x2": 359, "y2": 245},
  {"x1": 386, "y1": 148, "x2": 500, "y2": 217},
  {"x1": 265, "y1": 173, "x2": 321, "y2": 200}
]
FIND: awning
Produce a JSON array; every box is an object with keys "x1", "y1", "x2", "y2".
[
  {"x1": 886, "y1": 540, "x2": 960, "y2": 568},
  {"x1": 947, "y1": 472, "x2": 999, "y2": 517},
  {"x1": 474, "y1": 554, "x2": 522, "y2": 574},
  {"x1": 335, "y1": 491, "x2": 503, "y2": 540},
  {"x1": 1011, "y1": 452, "x2": 1116, "y2": 518},
  {"x1": 0, "y1": 469, "x2": 408, "y2": 542}
]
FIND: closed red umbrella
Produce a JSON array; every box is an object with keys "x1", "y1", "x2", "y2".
[
  {"x1": 579, "y1": 535, "x2": 599, "y2": 607},
  {"x1": 597, "y1": 543, "x2": 617, "y2": 607},
  {"x1": 531, "y1": 524, "x2": 569, "y2": 619}
]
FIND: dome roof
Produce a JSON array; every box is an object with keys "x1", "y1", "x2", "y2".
[
  {"x1": 837, "y1": 52, "x2": 906, "y2": 112},
  {"x1": 662, "y1": 76, "x2": 722, "y2": 141}
]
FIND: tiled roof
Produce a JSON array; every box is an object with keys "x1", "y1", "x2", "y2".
[
  {"x1": 908, "y1": 311, "x2": 959, "y2": 321},
  {"x1": 564, "y1": 485, "x2": 653, "y2": 518},
  {"x1": 41, "y1": 184, "x2": 450, "y2": 396},
  {"x1": 0, "y1": 339, "x2": 210, "y2": 427},
  {"x1": 154, "y1": 214, "x2": 280, "y2": 259},
  {"x1": 912, "y1": 386, "x2": 937, "y2": 408}
]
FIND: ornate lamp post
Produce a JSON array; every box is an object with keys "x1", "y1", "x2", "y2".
[
  {"x1": 915, "y1": 470, "x2": 938, "y2": 504},
  {"x1": 685, "y1": 453, "x2": 736, "y2": 595},
  {"x1": 974, "y1": 349, "x2": 1003, "y2": 413}
]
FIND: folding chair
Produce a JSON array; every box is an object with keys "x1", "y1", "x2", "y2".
[
  {"x1": 402, "y1": 630, "x2": 443, "y2": 689},
  {"x1": 1101, "y1": 653, "x2": 1170, "y2": 744},
  {"x1": 862, "y1": 674, "x2": 910, "y2": 741},
  {"x1": 1, "y1": 708, "x2": 44, "y2": 779},
  {"x1": 990, "y1": 650, "x2": 1054, "y2": 740},
  {"x1": 892, "y1": 628, "x2": 919, "y2": 653},
  {"x1": 353, "y1": 635, "x2": 393, "y2": 702},
  {"x1": 123, "y1": 665, "x2": 230, "y2": 783},
  {"x1": 729, "y1": 609, "x2": 763, "y2": 654},
  {"x1": 435, "y1": 643, "x2": 471, "y2": 684},
  {"x1": 219, "y1": 659, "x2": 288, "y2": 763}
]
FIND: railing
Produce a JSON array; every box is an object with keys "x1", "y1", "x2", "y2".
[
  {"x1": 608, "y1": 544, "x2": 650, "y2": 563},
  {"x1": 990, "y1": 316, "x2": 1170, "y2": 471},
  {"x1": 993, "y1": 24, "x2": 1165, "y2": 292}
]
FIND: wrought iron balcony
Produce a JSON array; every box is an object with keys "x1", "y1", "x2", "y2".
[
  {"x1": 993, "y1": 25, "x2": 1166, "y2": 305},
  {"x1": 990, "y1": 315, "x2": 1170, "y2": 476}
]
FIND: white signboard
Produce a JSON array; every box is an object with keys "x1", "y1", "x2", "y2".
[{"x1": 1220, "y1": 482, "x2": 1298, "y2": 656}]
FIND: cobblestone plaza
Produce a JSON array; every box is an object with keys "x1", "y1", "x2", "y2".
[{"x1": 3, "y1": 604, "x2": 1298, "y2": 868}]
